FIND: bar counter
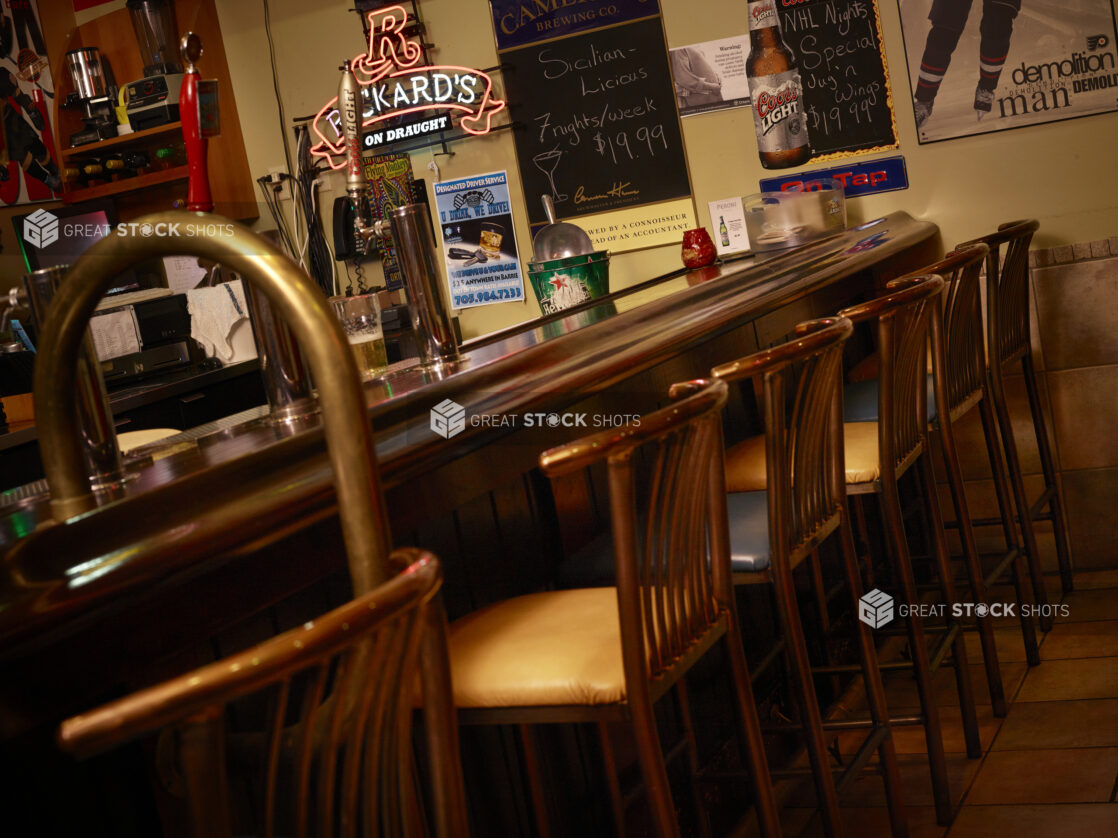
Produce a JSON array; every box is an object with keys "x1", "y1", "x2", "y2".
[{"x1": 0, "y1": 212, "x2": 937, "y2": 737}]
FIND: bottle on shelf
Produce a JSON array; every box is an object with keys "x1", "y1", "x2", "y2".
[
  {"x1": 154, "y1": 146, "x2": 182, "y2": 170},
  {"x1": 719, "y1": 216, "x2": 730, "y2": 247},
  {"x1": 62, "y1": 163, "x2": 107, "y2": 189},
  {"x1": 82, "y1": 161, "x2": 107, "y2": 185},
  {"x1": 122, "y1": 150, "x2": 151, "y2": 172},
  {"x1": 102, "y1": 155, "x2": 138, "y2": 180}
]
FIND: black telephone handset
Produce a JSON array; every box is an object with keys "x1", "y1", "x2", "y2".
[{"x1": 333, "y1": 195, "x2": 360, "y2": 261}]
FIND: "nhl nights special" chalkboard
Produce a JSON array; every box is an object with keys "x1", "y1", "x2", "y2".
[
  {"x1": 499, "y1": 16, "x2": 691, "y2": 226},
  {"x1": 778, "y1": 0, "x2": 898, "y2": 160}
]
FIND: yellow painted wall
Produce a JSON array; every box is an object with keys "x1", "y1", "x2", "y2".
[
  {"x1": 6, "y1": 1, "x2": 1117, "y2": 339},
  {"x1": 212, "y1": 0, "x2": 1117, "y2": 340}
]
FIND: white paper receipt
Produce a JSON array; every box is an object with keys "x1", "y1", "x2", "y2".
[
  {"x1": 90, "y1": 308, "x2": 141, "y2": 360},
  {"x1": 163, "y1": 255, "x2": 210, "y2": 293}
]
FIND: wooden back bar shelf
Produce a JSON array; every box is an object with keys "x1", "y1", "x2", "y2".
[{"x1": 52, "y1": 0, "x2": 255, "y2": 220}]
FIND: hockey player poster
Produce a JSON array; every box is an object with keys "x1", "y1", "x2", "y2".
[
  {"x1": 897, "y1": 0, "x2": 1118, "y2": 143},
  {"x1": 0, "y1": 0, "x2": 60, "y2": 204}
]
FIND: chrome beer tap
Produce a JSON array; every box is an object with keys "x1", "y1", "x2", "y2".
[{"x1": 336, "y1": 61, "x2": 461, "y2": 370}]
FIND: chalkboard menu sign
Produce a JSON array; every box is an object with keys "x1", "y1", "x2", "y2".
[
  {"x1": 778, "y1": 0, "x2": 897, "y2": 160},
  {"x1": 500, "y1": 16, "x2": 691, "y2": 226}
]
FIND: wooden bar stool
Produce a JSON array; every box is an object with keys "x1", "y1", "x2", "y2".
[
  {"x1": 958, "y1": 220, "x2": 1074, "y2": 624},
  {"x1": 837, "y1": 276, "x2": 981, "y2": 826},
  {"x1": 60, "y1": 550, "x2": 470, "y2": 838},
  {"x1": 844, "y1": 246, "x2": 1042, "y2": 716},
  {"x1": 445, "y1": 379, "x2": 782, "y2": 838},
  {"x1": 896, "y1": 247, "x2": 1041, "y2": 680},
  {"x1": 716, "y1": 317, "x2": 908, "y2": 838}
]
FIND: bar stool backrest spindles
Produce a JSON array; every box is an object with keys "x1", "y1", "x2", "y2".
[
  {"x1": 940, "y1": 247, "x2": 987, "y2": 413},
  {"x1": 891, "y1": 244, "x2": 990, "y2": 423},
  {"x1": 840, "y1": 275, "x2": 946, "y2": 482},
  {"x1": 962, "y1": 219, "x2": 1039, "y2": 370},
  {"x1": 956, "y1": 217, "x2": 1075, "y2": 602},
  {"x1": 59, "y1": 551, "x2": 464, "y2": 838},
  {"x1": 541, "y1": 380, "x2": 731, "y2": 686},
  {"x1": 713, "y1": 317, "x2": 854, "y2": 565}
]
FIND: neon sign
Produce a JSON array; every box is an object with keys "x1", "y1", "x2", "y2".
[{"x1": 311, "y1": 5, "x2": 506, "y2": 168}]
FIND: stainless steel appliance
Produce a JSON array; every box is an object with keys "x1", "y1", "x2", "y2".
[
  {"x1": 91, "y1": 292, "x2": 198, "y2": 388},
  {"x1": 124, "y1": 0, "x2": 183, "y2": 130},
  {"x1": 62, "y1": 47, "x2": 119, "y2": 146}
]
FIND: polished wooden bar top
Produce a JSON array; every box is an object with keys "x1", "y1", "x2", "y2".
[
  {"x1": 0, "y1": 359, "x2": 261, "y2": 454},
  {"x1": 0, "y1": 213, "x2": 935, "y2": 657}
]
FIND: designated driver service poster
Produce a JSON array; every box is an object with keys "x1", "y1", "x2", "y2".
[{"x1": 434, "y1": 171, "x2": 525, "y2": 310}]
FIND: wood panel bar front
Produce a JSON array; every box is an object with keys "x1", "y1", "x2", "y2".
[{"x1": 0, "y1": 213, "x2": 938, "y2": 739}]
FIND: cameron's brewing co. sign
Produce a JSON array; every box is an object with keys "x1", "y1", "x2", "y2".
[
  {"x1": 311, "y1": 5, "x2": 506, "y2": 167},
  {"x1": 490, "y1": 0, "x2": 661, "y2": 50}
]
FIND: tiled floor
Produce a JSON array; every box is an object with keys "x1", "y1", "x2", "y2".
[{"x1": 785, "y1": 570, "x2": 1118, "y2": 837}]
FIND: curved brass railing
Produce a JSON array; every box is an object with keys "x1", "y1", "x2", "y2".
[{"x1": 32, "y1": 211, "x2": 392, "y2": 593}]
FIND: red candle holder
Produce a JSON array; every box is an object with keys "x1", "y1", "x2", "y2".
[{"x1": 681, "y1": 227, "x2": 717, "y2": 268}]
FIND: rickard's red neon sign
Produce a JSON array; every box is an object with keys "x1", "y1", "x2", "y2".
[{"x1": 311, "y1": 5, "x2": 505, "y2": 168}]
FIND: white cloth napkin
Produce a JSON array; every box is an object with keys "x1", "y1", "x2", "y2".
[{"x1": 186, "y1": 282, "x2": 248, "y2": 361}]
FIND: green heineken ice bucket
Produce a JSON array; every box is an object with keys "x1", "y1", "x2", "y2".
[{"x1": 526, "y1": 250, "x2": 611, "y2": 316}]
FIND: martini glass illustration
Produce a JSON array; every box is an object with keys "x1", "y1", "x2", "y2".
[{"x1": 532, "y1": 145, "x2": 567, "y2": 202}]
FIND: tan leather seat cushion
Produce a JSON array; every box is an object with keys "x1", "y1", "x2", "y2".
[
  {"x1": 448, "y1": 588, "x2": 625, "y2": 708},
  {"x1": 724, "y1": 423, "x2": 881, "y2": 491},
  {"x1": 841, "y1": 422, "x2": 881, "y2": 484},
  {"x1": 723, "y1": 435, "x2": 767, "y2": 492},
  {"x1": 117, "y1": 428, "x2": 181, "y2": 452}
]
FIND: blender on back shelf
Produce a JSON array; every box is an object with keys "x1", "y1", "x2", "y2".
[{"x1": 122, "y1": 0, "x2": 184, "y2": 131}]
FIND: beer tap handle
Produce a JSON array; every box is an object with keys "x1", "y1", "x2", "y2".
[
  {"x1": 180, "y1": 32, "x2": 214, "y2": 213},
  {"x1": 338, "y1": 61, "x2": 387, "y2": 252}
]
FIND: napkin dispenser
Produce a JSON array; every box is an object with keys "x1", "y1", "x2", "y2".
[{"x1": 743, "y1": 179, "x2": 846, "y2": 252}]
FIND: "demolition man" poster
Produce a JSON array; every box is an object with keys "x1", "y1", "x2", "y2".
[{"x1": 897, "y1": 0, "x2": 1118, "y2": 143}]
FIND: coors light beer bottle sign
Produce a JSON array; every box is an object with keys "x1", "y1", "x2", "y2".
[
  {"x1": 750, "y1": 0, "x2": 778, "y2": 28},
  {"x1": 746, "y1": 0, "x2": 812, "y2": 169},
  {"x1": 754, "y1": 74, "x2": 803, "y2": 144}
]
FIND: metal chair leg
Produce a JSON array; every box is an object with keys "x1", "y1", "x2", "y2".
[
  {"x1": 771, "y1": 554, "x2": 844, "y2": 838},
  {"x1": 879, "y1": 475, "x2": 955, "y2": 826},
  {"x1": 723, "y1": 627, "x2": 784, "y2": 838},
  {"x1": 916, "y1": 456, "x2": 982, "y2": 759},
  {"x1": 1020, "y1": 352, "x2": 1074, "y2": 594},
  {"x1": 674, "y1": 681, "x2": 713, "y2": 838},
  {"x1": 518, "y1": 724, "x2": 554, "y2": 838},
  {"x1": 978, "y1": 396, "x2": 1041, "y2": 667},
  {"x1": 628, "y1": 683, "x2": 682, "y2": 838},
  {"x1": 930, "y1": 416, "x2": 1007, "y2": 717},
  {"x1": 597, "y1": 722, "x2": 628, "y2": 838},
  {"x1": 851, "y1": 496, "x2": 876, "y2": 589},
  {"x1": 838, "y1": 514, "x2": 909, "y2": 838},
  {"x1": 807, "y1": 550, "x2": 844, "y2": 700},
  {"x1": 988, "y1": 366, "x2": 1053, "y2": 632}
]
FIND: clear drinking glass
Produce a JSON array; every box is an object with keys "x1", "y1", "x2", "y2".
[{"x1": 330, "y1": 292, "x2": 387, "y2": 380}]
